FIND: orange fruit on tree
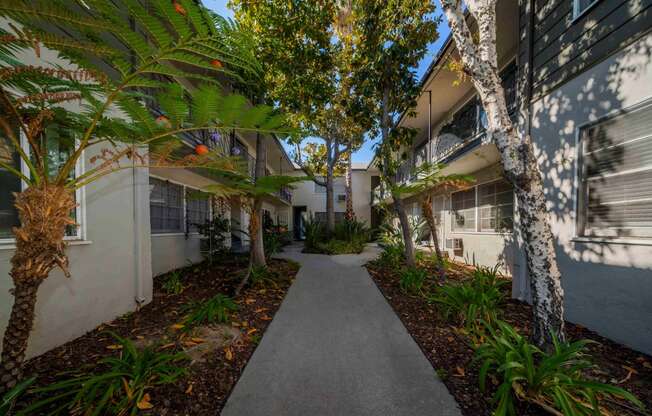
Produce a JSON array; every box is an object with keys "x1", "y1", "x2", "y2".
[
  {"x1": 173, "y1": 2, "x2": 186, "y2": 15},
  {"x1": 211, "y1": 59, "x2": 223, "y2": 69},
  {"x1": 195, "y1": 144, "x2": 210, "y2": 155}
]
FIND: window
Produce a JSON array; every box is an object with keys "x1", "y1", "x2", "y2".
[
  {"x1": 573, "y1": 0, "x2": 598, "y2": 19},
  {"x1": 451, "y1": 179, "x2": 514, "y2": 233},
  {"x1": 577, "y1": 101, "x2": 652, "y2": 238},
  {"x1": 452, "y1": 188, "x2": 476, "y2": 232},
  {"x1": 0, "y1": 123, "x2": 82, "y2": 240},
  {"x1": 186, "y1": 189, "x2": 210, "y2": 233},
  {"x1": 150, "y1": 177, "x2": 184, "y2": 233},
  {"x1": 478, "y1": 179, "x2": 514, "y2": 232},
  {"x1": 0, "y1": 133, "x2": 21, "y2": 239}
]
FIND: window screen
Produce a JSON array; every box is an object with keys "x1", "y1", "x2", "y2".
[
  {"x1": 478, "y1": 179, "x2": 514, "y2": 232},
  {"x1": 577, "y1": 101, "x2": 652, "y2": 238},
  {"x1": 150, "y1": 177, "x2": 184, "y2": 233},
  {"x1": 452, "y1": 188, "x2": 476, "y2": 231},
  {"x1": 0, "y1": 133, "x2": 21, "y2": 239},
  {"x1": 186, "y1": 189, "x2": 210, "y2": 232}
]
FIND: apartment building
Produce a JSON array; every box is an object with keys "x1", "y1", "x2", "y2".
[{"x1": 380, "y1": 0, "x2": 652, "y2": 353}]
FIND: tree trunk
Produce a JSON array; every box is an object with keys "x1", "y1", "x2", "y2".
[
  {"x1": 325, "y1": 162, "x2": 335, "y2": 235},
  {"x1": 421, "y1": 195, "x2": 445, "y2": 281},
  {"x1": 393, "y1": 197, "x2": 416, "y2": 268},
  {"x1": 252, "y1": 132, "x2": 266, "y2": 268},
  {"x1": 0, "y1": 185, "x2": 76, "y2": 393},
  {"x1": 344, "y1": 153, "x2": 354, "y2": 221},
  {"x1": 441, "y1": 0, "x2": 564, "y2": 347}
]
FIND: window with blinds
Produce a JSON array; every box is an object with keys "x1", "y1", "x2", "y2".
[
  {"x1": 452, "y1": 188, "x2": 476, "y2": 232},
  {"x1": 186, "y1": 189, "x2": 210, "y2": 233},
  {"x1": 577, "y1": 101, "x2": 652, "y2": 238},
  {"x1": 478, "y1": 179, "x2": 514, "y2": 232},
  {"x1": 150, "y1": 177, "x2": 184, "y2": 233},
  {"x1": 0, "y1": 133, "x2": 21, "y2": 239}
]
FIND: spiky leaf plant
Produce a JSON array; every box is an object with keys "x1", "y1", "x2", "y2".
[
  {"x1": 0, "y1": 0, "x2": 293, "y2": 392},
  {"x1": 183, "y1": 294, "x2": 238, "y2": 328},
  {"x1": 19, "y1": 334, "x2": 188, "y2": 416},
  {"x1": 475, "y1": 321, "x2": 644, "y2": 416}
]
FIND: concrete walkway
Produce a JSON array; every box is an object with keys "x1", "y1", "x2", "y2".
[{"x1": 221, "y1": 244, "x2": 461, "y2": 416}]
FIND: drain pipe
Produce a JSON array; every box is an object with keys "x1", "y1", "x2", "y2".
[{"x1": 132, "y1": 145, "x2": 146, "y2": 307}]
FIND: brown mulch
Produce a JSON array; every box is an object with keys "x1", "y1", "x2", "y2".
[
  {"x1": 17, "y1": 254, "x2": 299, "y2": 415},
  {"x1": 366, "y1": 260, "x2": 652, "y2": 416}
]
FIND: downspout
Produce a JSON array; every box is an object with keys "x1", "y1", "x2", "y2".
[
  {"x1": 133, "y1": 145, "x2": 146, "y2": 307},
  {"x1": 427, "y1": 90, "x2": 432, "y2": 162}
]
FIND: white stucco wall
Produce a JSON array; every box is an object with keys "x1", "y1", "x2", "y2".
[
  {"x1": 290, "y1": 169, "x2": 375, "y2": 225},
  {"x1": 528, "y1": 32, "x2": 652, "y2": 354}
]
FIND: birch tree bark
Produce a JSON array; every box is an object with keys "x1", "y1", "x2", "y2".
[
  {"x1": 251, "y1": 132, "x2": 267, "y2": 267},
  {"x1": 440, "y1": 0, "x2": 564, "y2": 347},
  {"x1": 421, "y1": 195, "x2": 445, "y2": 281}
]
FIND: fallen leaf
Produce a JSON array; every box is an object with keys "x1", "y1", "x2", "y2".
[
  {"x1": 191, "y1": 337, "x2": 205, "y2": 343},
  {"x1": 455, "y1": 366, "x2": 465, "y2": 377},
  {"x1": 260, "y1": 315, "x2": 272, "y2": 321},
  {"x1": 106, "y1": 344, "x2": 123, "y2": 350},
  {"x1": 137, "y1": 393, "x2": 154, "y2": 410},
  {"x1": 170, "y1": 323, "x2": 184, "y2": 330},
  {"x1": 160, "y1": 343, "x2": 176, "y2": 349},
  {"x1": 447, "y1": 337, "x2": 454, "y2": 342},
  {"x1": 254, "y1": 308, "x2": 268, "y2": 313},
  {"x1": 241, "y1": 321, "x2": 248, "y2": 328},
  {"x1": 247, "y1": 328, "x2": 257, "y2": 335},
  {"x1": 245, "y1": 298, "x2": 256, "y2": 304},
  {"x1": 185, "y1": 384, "x2": 193, "y2": 395},
  {"x1": 224, "y1": 347, "x2": 233, "y2": 361}
]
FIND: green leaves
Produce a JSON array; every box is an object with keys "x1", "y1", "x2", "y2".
[
  {"x1": 475, "y1": 321, "x2": 645, "y2": 416},
  {"x1": 183, "y1": 294, "x2": 238, "y2": 328}
]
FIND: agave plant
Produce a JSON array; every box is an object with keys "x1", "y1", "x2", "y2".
[{"x1": 0, "y1": 0, "x2": 293, "y2": 392}]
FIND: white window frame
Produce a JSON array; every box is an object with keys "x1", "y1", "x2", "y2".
[
  {"x1": 449, "y1": 178, "x2": 515, "y2": 236},
  {"x1": 0, "y1": 134, "x2": 86, "y2": 246},
  {"x1": 572, "y1": 0, "x2": 599, "y2": 21},
  {"x1": 149, "y1": 174, "x2": 212, "y2": 237},
  {"x1": 571, "y1": 96, "x2": 652, "y2": 245}
]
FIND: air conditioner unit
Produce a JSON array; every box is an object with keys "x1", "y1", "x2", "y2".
[
  {"x1": 445, "y1": 238, "x2": 463, "y2": 253},
  {"x1": 337, "y1": 194, "x2": 347, "y2": 202}
]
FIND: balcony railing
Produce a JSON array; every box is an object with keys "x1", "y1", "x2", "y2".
[
  {"x1": 277, "y1": 186, "x2": 292, "y2": 204},
  {"x1": 370, "y1": 185, "x2": 387, "y2": 205}
]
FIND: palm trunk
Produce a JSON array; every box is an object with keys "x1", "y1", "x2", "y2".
[
  {"x1": 441, "y1": 0, "x2": 565, "y2": 347},
  {"x1": 1, "y1": 185, "x2": 76, "y2": 393},
  {"x1": 345, "y1": 154, "x2": 354, "y2": 221},
  {"x1": 325, "y1": 163, "x2": 335, "y2": 235},
  {"x1": 421, "y1": 195, "x2": 445, "y2": 281},
  {"x1": 393, "y1": 197, "x2": 416, "y2": 268}
]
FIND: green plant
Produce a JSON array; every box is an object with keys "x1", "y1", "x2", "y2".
[
  {"x1": 333, "y1": 218, "x2": 370, "y2": 242},
  {"x1": 399, "y1": 267, "x2": 429, "y2": 295},
  {"x1": 249, "y1": 265, "x2": 280, "y2": 287},
  {"x1": 263, "y1": 230, "x2": 283, "y2": 259},
  {"x1": 1, "y1": 377, "x2": 35, "y2": 416},
  {"x1": 197, "y1": 217, "x2": 231, "y2": 260},
  {"x1": 162, "y1": 270, "x2": 184, "y2": 295},
  {"x1": 429, "y1": 264, "x2": 507, "y2": 336},
  {"x1": 21, "y1": 334, "x2": 188, "y2": 416},
  {"x1": 377, "y1": 243, "x2": 405, "y2": 267},
  {"x1": 475, "y1": 321, "x2": 644, "y2": 416},
  {"x1": 303, "y1": 215, "x2": 327, "y2": 252},
  {"x1": 316, "y1": 238, "x2": 366, "y2": 255},
  {"x1": 183, "y1": 294, "x2": 238, "y2": 328}
]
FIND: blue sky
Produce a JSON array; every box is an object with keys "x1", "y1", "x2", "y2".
[{"x1": 203, "y1": 1, "x2": 450, "y2": 164}]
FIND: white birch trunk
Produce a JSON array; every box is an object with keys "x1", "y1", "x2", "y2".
[{"x1": 440, "y1": 0, "x2": 564, "y2": 347}]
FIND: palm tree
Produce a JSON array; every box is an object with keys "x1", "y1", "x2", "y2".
[
  {"x1": 390, "y1": 162, "x2": 473, "y2": 278},
  {"x1": 0, "y1": 0, "x2": 292, "y2": 392}
]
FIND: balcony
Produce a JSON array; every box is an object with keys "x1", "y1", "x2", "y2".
[
  {"x1": 277, "y1": 186, "x2": 292, "y2": 204},
  {"x1": 370, "y1": 185, "x2": 388, "y2": 205}
]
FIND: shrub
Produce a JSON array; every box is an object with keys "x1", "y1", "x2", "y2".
[
  {"x1": 249, "y1": 265, "x2": 280, "y2": 287},
  {"x1": 263, "y1": 230, "x2": 283, "y2": 259},
  {"x1": 162, "y1": 270, "x2": 184, "y2": 295},
  {"x1": 22, "y1": 334, "x2": 187, "y2": 416},
  {"x1": 303, "y1": 216, "x2": 326, "y2": 252},
  {"x1": 475, "y1": 321, "x2": 643, "y2": 416},
  {"x1": 399, "y1": 267, "x2": 429, "y2": 295},
  {"x1": 429, "y1": 264, "x2": 507, "y2": 336},
  {"x1": 316, "y1": 238, "x2": 366, "y2": 255},
  {"x1": 183, "y1": 294, "x2": 238, "y2": 328},
  {"x1": 377, "y1": 243, "x2": 405, "y2": 267},
  {"x1": 197, "y1": 217, "x2": 231, "y2": 260},
  {"x1": 333, "y1": 218, "x2": 370, "y2": 242},
  {"x1": 1, "y1": 377, "x2": 34, "y2": 416}
]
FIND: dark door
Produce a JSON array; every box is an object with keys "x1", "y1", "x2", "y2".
[{"x1": 293, "y1": 206, "x2": 307, "y2": 240}]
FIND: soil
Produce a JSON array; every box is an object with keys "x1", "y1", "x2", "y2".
[
  {"x1": 366, "y1": 259, "x2": 652, "y2": 416},
  {"x1": 16, "y1": 254, "x2": 299, "y2": 415}
]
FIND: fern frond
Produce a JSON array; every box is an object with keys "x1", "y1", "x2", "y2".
[
  {"x1": 217, "y1": 94, "x2": 248, "y2": 126},
  {"x1": 0, "y1": 1, "x2": 113, "y2": 33},
  {"x1": 190, "y1": 84, "x2": 222, "y2": 126},
  {"x1": 122, "y1": 0, "x2": 174, "y2": 49},
  {"x1": 156, "y1": 83, "x2": 188, "y2": 127},
  {"x1": 151, "y1": 0, "x2": 192, "y2": 40}
]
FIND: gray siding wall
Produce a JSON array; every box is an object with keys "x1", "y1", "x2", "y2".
[
  {"x1": 520, "y1": 0, "x2": 652, "y2": 101},
  {"x1": 529, "y1": 33, "x2": 652, "y2": 354}
]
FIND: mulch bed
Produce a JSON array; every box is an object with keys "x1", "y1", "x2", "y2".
[
  {"x1": 366, "y1": 260, "x2": 652, "y2": 416},
  {"x1": 17, "y1": 254, "x2": 299, "y2": 415}
]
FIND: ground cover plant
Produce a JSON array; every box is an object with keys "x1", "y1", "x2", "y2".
[
  {"x1": 366, "y1": 250, "x2": 652, "y2": 416},
  {"x1": 13, "y1": 255, "x2": 299, "y2": 414}
]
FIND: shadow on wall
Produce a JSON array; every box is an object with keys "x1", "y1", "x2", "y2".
[{"x1": 510, "y1": 33, "x2": 652, "y2": 353}]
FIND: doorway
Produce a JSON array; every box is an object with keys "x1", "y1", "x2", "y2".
[{"x1": 293, "y1": 206, "x2": 307, "y2": 240}]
